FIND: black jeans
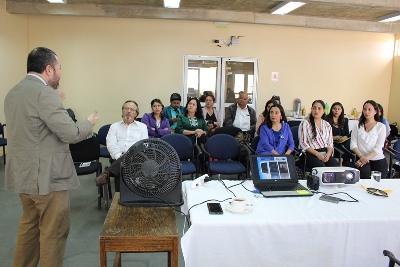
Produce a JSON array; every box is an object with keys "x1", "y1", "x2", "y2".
[
  {"x1": 357, "y1": 158, "x2": 387, "y2": 179},
  {"x1": 303, "y1": 148, "x2": 340, "y2": 169}
]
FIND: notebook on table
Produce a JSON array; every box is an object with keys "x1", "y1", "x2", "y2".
[{"x1": 249, "y1": 154, "x2": 313, "y2": 197}]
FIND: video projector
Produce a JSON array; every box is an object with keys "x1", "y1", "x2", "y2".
[{"x1": 311, "y1": 167, "x2": 360, "y2": 186}]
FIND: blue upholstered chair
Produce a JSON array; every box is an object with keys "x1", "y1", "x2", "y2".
[
  {"x1": 202, "y1": 134, "x2": 246, "y2": 179},
  {"x1": 161, "y1": 134, "x2": 202, "y2": 178},
  {"x1": 98, "y1": 124, "x2": 111, "y2": 159},
  {"x1": 0, "y1": 123, "x2": 6, "y2": 164}
]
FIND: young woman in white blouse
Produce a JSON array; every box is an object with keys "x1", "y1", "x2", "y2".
[
  {"x1": 350, "y1": 100, "x2": 387, "y2": 178},
  {"x1": 299, "y1": 100, "x2": 339, "y2": 169}
]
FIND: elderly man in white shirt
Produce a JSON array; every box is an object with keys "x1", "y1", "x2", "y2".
[
  {"x1": 223, "y1": 91, "x2": 257, "y2": 134},
  {"x1": 96, "y1": 100, "x2": 148, "y2": 191}
]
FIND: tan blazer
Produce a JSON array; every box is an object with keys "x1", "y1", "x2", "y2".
[{"x1": 4, "y1": 75, "x2": 93, "y2": 195}]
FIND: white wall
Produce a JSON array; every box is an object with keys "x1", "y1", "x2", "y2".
[{"x1": 0, "y1": 0, "x2": 396, "y2": 134}]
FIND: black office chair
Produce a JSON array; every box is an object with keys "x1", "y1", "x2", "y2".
[
  {"x1": 161, "y1": 134, "x2": 202, "y2": 179},
  {"x1": 97, "y1": 124, "x2": 111, "y2": 159},
  {"x1": 202, "y1": 134, "x2": 247, "y2": 179},
  {"x1": 383, "y1": 250, "x2": 400, "y2": 267},
  {"x1": 0, "y1": 123, "x2": 6, "y2": 164},
  {"x1": 388, "y1": 140, "x2": 400, "y2": 177},
  {"x1": 214, "y1": 126, "x2": 242, "y2": 137},
  {"x1": 69, "y1": 135, "x2": 112, "y2": 209}
]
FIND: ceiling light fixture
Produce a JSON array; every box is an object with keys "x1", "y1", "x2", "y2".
[
  {"x1": 378, "y1": 12, "x2": 400, "y2": 23},
  {"x1": 271, "y1": 1, "x2": 305, "y2": 15},
  {"x1": 164, "y1": 0, "x2": 180, "y2": 9},
  {"x1": 47, "y1": 0, "x2": 67, "y2": 3}
]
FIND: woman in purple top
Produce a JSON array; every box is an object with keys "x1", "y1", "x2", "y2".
[
  {"x1": 256, "y1": 104, "x2": 294, "y2": 155},
  {"x1": 141, "y1": 98, "x2": 171, "y2": 138}
]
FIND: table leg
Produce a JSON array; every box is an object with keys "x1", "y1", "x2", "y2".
[
  {"x1": 113, "y1": 252, "x2": 121, "y2": 267},
  {"x1": 100, "y1": 242, "x2": 107, "y2": 267}
]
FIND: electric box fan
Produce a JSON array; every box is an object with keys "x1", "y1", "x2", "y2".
[{"x1": 119, "y1": 138, "x2": 183, "y2": 206}]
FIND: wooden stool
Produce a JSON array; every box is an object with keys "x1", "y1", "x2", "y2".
[{"x1": 99, "y1": 192, "x2": 178, "y2": 267}]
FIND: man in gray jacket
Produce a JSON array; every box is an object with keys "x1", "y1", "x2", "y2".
[{"x1": 4, "y1": 47, "x2": 99, "y2": 267}]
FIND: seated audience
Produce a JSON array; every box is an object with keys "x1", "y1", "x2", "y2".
[
  {"x1": 256, "y1": 104, "x2": 294, "y2": 155},
  {"x1": 141, "y1": 98, "x2": 171, "y2": 138},
  {"x1": 350, "y1": 100, "x2": 387, "y2": 178},
  {"x1": 202, "y1": 93, "x2": 221, "y2": 136},
  {"x1": 175, "y1": 97, "x2": 208, "y2": 144},
  {"x1": 95, "y1": 100, "x2": 148, "y2": 192},
  {"x1": 255, "y1": 99, "x2": 277, "y2": 137},
  {"x1": 162, "y1": 93, "x2": 185, "y2": 131},
  {"x1": 299, "y1": 100, "x2": 339, "y2": 169},
  {"x1": 377, "y1": 103, "x2": 391, "y2": 138},
  {"x1": 223, "y1": 91, "x2": 257, "y2": 136},
  {"x1": 324, "y1": 102, "x2": 352, "y2": 163}
]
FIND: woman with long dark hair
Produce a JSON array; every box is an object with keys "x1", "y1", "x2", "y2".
[
  {"x1": 141, "y1": 98, "x2": 171, "y2": 138},
  {"x1": 256, "y1": 104, "x2": 294, "y2": 155},
  {"x1": 175, "y1": 97, "x2": 208, "y2": 144},
  {"x1": 350, "y1": 100, "x2": 387, "y2": 178},
  {"x1": 299, "y1": 100, "x2": 339, "y2": 168},
  {"x1": 324, "y1": 102, "x2": 352, "y2": 163},
  {"x1": 255, "y1": 99, "x2": 277, "y2": 137}
]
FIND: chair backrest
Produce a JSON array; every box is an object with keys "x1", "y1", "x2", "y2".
[
  {"x1": 98, "y1": 124, "x2": 111, "y2": 146},
  {"x1": 251, "y1": 135, "x2": 260, "y2": 152},
  {"x1": 214, "y1": 126, "x2": 242, "y2": 137},
  {"x1": 0, "y1": 123, "x2": 4, "y2": 136},
  {"x1": 69, "y1": 135, "x2": 100, "y2": 162},
  {"x1": 288, "y1": 120, "x2": 301, "y2": 127},
  {"x1": 205, "y1": 134, "x2": 240, "y2": 160},
  {"x1": 291, "y1": 126, "x2": 300, "y2": 148},
  {"x1": 161, "y1": 134, "x2": 193, "y2": 161}
]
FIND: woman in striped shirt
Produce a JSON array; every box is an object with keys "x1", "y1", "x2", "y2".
[{"x1": 299, "y1": 100, "x2": 339, "y2": 169}]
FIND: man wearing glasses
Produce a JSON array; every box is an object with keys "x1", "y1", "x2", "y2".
[{"x1": 96, "y1": 100, "x2": 148, "y2": 192}]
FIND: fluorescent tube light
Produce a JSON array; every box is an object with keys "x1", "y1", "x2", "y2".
[
  {"x1": 164, "y1": 0, "x2": 180, "y2": 8},
  {"x1": 271, "y1": 1, "x2": 305, "y2": 15},
  {"x1": 378, "y1": 12, "x2": 400, "y2": 23},
  {"x1": 47, "y1": 0, "x2": 67, "y2": 3}
]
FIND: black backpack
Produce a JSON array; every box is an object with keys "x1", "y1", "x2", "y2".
[{"x1": 388, "y1": 122, "x2": 399, "y2": 142}]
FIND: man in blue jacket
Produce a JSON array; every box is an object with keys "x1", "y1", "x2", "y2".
[{"x1": 162, "y1": 93, "x2": 185, "y2": 131}]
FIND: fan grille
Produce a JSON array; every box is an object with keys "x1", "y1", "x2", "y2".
[{"x1": 121, "y1": 139, "x2": 181, "y2": 198}]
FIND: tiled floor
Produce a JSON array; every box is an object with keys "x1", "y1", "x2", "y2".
[{"x1": 0, "y1": 157, "x2": 187, "y2": 267}]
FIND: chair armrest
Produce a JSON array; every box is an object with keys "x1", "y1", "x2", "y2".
[
  {"x1": 193, "y1": 143, "x2": 203, "y2": 157},
  {"x1": 383, "y1": 250, "x2": 400, "y2": 266},
  {"x1": 384, "y1": 147, "x2": 397, "y2": 157}
]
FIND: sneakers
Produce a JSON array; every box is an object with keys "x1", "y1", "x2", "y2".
[{"x1": 95, "y1": 168, "x2": 110, "y2": 186}]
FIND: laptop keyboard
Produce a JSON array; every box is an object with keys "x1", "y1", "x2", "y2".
[{"x1": 257, "y1": 183, "x2": 308, "y2": 192}]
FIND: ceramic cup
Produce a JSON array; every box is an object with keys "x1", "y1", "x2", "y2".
[{"x1": 229, "y1": 197, "x2": 253, "y2": 212}]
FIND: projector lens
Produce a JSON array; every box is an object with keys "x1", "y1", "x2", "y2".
[{"x1": 346, "y1": 172, "x2": 354, "y2": 181}]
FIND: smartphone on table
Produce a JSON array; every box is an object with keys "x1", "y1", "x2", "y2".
[{"x1": 207, "y1": 203, "x2": 223, "y2": 215}]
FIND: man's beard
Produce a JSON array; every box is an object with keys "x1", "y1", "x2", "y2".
[
  {"x1": 123, "y1": 114, "x2": 133, "y2": 121},
  {"x1": 48, "y1": 76, "x2": 60, "y2": 89}
]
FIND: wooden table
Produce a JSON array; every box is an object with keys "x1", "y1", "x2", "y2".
[{"x1": 99, "y1": 193, "x2": 178, "y2": 267}]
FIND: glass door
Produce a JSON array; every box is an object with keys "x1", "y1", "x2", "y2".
[{"x1": 183, "y1": 56, "x2": 258, "y2": 122}]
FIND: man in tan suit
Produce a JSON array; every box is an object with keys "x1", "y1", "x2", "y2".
[{"x1": 4, "y1": 47, "x2": 99, "y2": 267}]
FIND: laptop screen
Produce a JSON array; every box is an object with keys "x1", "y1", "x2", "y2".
[{"x1": 250, "y1": 154, "x2": 298, "y2": 185}]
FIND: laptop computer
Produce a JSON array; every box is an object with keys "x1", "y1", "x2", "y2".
[{"x1": 249, "y1": 154, "x2": 313, "y2": 197}]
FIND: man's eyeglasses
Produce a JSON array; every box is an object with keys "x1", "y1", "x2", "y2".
[{"x1": 123, "y1": 107, "x2": 137, "y2": 112}]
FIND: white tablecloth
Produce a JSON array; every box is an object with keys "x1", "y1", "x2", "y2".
[{"x1": 181, "y1": 179, "x2": 400, "y2": 267}]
